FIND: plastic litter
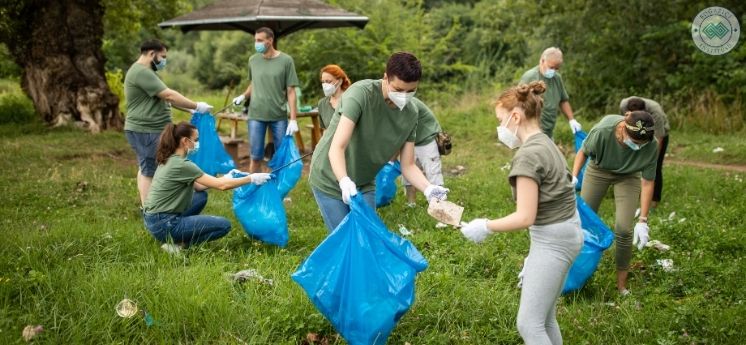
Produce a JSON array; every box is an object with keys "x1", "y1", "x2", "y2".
[
  {"x1": 397, "y1": 224, "x2": 413, "y2": 236},
  {"x1": 713, "y1": 147, "x2": 724, "y2": 153},
  {"x1": 657, "y1": 259, "x2": 675, "y2": 272},
  {"x1": 229, "y1": 269, "x2": 274, "y2": 285},
  {"x1": 232, "y1": 172, "x2": 289, "y2": 247},
  {"x1": 434, "y1": 222, "x2": 448, "y2": 229},
  {"x1": 115, "y1": 298, "x2": 139, "y2": 318},
  {"x1": 375, "y1": 161, "x2": 401, "y2": 208},
  {"x1": 22, "y1": 325, "x2": 43, "y2": 342},
  {"x1": 645, "y1": 240, "x2": 671, "y2": 252},
  {"x1": 427, "y1": 199, "x2": 464, "y2": 226},
  {"x1": 267, "y1": 135, "x2": 303, "y2": 198},
  {"x1": 292, "y1": 194, "x2": 428, "y2": 345},
  {"x1": 187, "y1": 112, "x2": 236, "y2": 175}
]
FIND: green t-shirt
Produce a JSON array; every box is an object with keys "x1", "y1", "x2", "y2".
[
  {"x1": 124, "y1": 63, "x2": 171, "y2": 133},
  {"x1": 317, "y1": 96, "x2": 335, "y2": 129},
  {"x1": 247, "y1": 52, "x2": 300, "y2": 121},
  {"x1": 519, "y1": 66, "x2": 570, "y2": 137},
  {"x1": 619, "y1": 96, "x2": 670, "y2": 138},
  {"x1": 582, "y1": 115, "x2": 658, "y2": 180},
  {"x1": 411, "y1": 97, "x2": 442, "y2": 146},
  {"x1": 143, "y1": 155, "x2": 204, "y2": 214},
  {"x1": 309, "y1": 79, "x2": 418, "y2": 199},
  {"x1": 508, "y1": 133, "x2": 577, "y2": 225}
]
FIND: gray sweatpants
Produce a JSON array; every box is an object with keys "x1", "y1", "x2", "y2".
[{"x1": 517, "y1": 213, "x2": 583, "y2": 345}]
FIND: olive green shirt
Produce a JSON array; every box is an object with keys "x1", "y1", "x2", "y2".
[
  {"x1": 619, "y1": 96, "x2": 670, "y2": 139},
  {"x1": 309, "y1": 79, "x2": 418, "y2": 199},
  {"x1": 411, "y1": 97, "x2": 442, "y2": 146},
  {"x1": 519, "y1": 66, "x2": 570, "y2": 137},
  {"x1": 317, "y1": 96, "x2": 335, "y2": 129},
  {"x1": 124, "y1": 63, "x2": 170, "y2": 133},
  {"x1": 582, "y1": 115, "x2": 658, "y2": 180},
  {"x1": 143, "y1": 155, "x2": 204, "y2": 214},
  {"x1": 508, "y1": 133, "x2": 577, "y2": 225},
  {"x1": 247, "y1": 52, "x2": 300, "y2": 121}
]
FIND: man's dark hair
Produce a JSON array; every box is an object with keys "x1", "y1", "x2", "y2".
[
  {"x1": 627, "y1": 97, "x2": 646, "y2": 112},
  {"x1": 140, "y1": 39, "x2": 168, "y2": 54},
  {"x1": 255, "y1": 27, "x2": 275, "y2": 40},
  {"x1": 385, "y1": 52, "x2": 422, "y2": 83}
]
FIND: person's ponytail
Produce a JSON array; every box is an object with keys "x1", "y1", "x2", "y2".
[{"x1": 156, "y1": 122, "x2": 195, "y2": 165}]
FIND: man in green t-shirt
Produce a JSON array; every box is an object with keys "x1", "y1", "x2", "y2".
[
  {"x1": 124, "y1": 39, "x2": 213, "y2": 205},
  {"x1": 308, "y1": 52, "x2": 449, "y2": 232},
  {"x1": 520, "y1": 47, "x2": 582, "y2": 138},
  {"x1": 232, "y1": 27, "x2": 300, "y2": 173}
]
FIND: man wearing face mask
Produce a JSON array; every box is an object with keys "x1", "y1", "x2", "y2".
[
  {"x1": 232, "y1": 27, "x2": 300, "y2": 173},
  {"x1": 520, "y1": 47, "x2": 581, "y2": 138},
  {"x1": 308, "y1": 52, "x2": 449, "y2": 232},
  {"x1": 572, "y1": 111, "x2": 658, "y2": 295},
  {"x1": 124, "y1": 39, "x2": 213, "y2": 206}
]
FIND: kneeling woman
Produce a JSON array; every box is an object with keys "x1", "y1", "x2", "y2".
[
  {"x1": 142, "y1": 122, "x2": 270, "y2": 248},
  {"x1": 461, "y1": 81, "x2": 582, "y2": 345}
]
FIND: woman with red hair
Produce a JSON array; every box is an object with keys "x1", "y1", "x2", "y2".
[{"x1": 318, "y1": 64, "x2": 351, "y2": 128}]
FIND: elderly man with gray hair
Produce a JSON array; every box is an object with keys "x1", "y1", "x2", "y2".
[{"x1": 520, "y1": 47, "x2": 581, "y2": 138}]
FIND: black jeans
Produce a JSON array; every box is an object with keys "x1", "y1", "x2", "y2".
[{"x1": 653, "y1": 135, "x2": 669, "y2": 202}]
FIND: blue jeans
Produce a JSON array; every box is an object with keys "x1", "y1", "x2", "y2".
[
  {"x1": 312, "y1": 187, "x2": 376, "y2": 232},
  {"x1": 249, "y1": 119, "x2": 288, "y2": 160},
  {"x1": 142, "y1": 191, "x2": 231, "y2": 247},
  {"x1": 124, "y1": 130, "x2": 160, "y2": 177}
]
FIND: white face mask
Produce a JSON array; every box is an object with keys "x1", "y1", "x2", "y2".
[
  {"x1": 387, "y1": 82, "x2": 415, "y2": 111},
  {"x1": 322, "y1": 81, "x2": 339, "y2": 97},
  {"x1": 496, "y1": 115, "x2": 521, "y2": 149},
  {"x1": 543, "y1": 68, "x2": 556, "y2": 79}
]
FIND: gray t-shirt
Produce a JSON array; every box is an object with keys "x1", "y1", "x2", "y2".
[{"x1": 508, "y1": 133, "x2": 577, "y2": 225}]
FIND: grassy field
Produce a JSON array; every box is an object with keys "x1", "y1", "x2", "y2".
[{"x1": 0, "y1": 96, "x2": 745, "y2": 344}]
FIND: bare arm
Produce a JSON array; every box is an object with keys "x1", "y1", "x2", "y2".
[
  {"x1": 400, "y1": 141, "x2": 430, "y2": 191},
  {"x1": 195, "y1": 173, "x2": 255, "y2": 191},
  {"x1": 157, "y1": 88, "x2": 197, "y2": 110},
  {"x1": 572, "y1": 149, "x2": 588, "y2": 177},
  {"x1": 241, "y1": 83, "x2": 252, "y2": 98},
  {"x1": 287, "y1": 86, "x2": 297, "y2": 120},
  {"x1": 485, "y1": 176, "x2": 539, "y2": 232},
  {"x1": 194, "y1": 182, "x2": 209, "y2": 191},
  {"x1": 560, "y1": 101, "x2": 575, "y2": 121},
  {"x1": 639, "y1": 178, "x2": 655, "y2": 219},
  {"x1": 329, "y1": 116, "x2": 355, "y2": 182}
]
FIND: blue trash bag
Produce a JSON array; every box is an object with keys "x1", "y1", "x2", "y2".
[
  {"x1": 375, "y1": 161, "x2": 401, "y2": 208},
  {"x1": 574, "y1": 130, "x2": 588, "y2": 191},
  {"x1": 187, "y1": 112, "x2": 235, "y2": 175},
  {"x1": 562, "y1": 195, "x2": 615, "y2": 294},
  {"x1": 292, "y1": 194, "x2": 428, "y2": 345},
  {"x1": 267, "y1": 135, "x2": 303, "y2": 198},
  {"x1": 232, "y1": 173, "x2": 288, "y2": 247}
]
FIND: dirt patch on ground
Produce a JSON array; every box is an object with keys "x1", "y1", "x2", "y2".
[{"x1": 665, "y1": 159, "x2": 746, "y2": 173}]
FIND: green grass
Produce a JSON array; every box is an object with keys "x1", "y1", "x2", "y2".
[{"x1": 0, "y1": 96, "x2": 745, "y2": 344}]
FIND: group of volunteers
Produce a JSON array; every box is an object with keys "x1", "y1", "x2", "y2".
[{"x1": 124, "y1": 27, "x2": 669, "y2": 344}]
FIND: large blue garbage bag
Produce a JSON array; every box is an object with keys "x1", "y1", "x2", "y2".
[
  {"x1": 187, "y1": 112, "x2": 235, "y2": 175},
  {"x1": 292, "y1": 194, "x2": 428, "y2": 345},
  {"x1": 232, "y1": 173, "x2": 288, "y2": 247},
  {"x1": 375, "y1": 161, "x2": 401, "y2": 208},
  {"x1": 562, "y1": 196, "x2": 614, "y2": 294},
  {"x1": 267, "y1": 135, "x2": 303, "y2": 198},
  {"x1": 574, "y1": 130, "x2": 588, "y2": 191}
]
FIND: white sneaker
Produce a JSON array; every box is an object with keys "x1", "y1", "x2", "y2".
[{"x1": 160, "y1": 243, "x2": 182, "y2": 255}]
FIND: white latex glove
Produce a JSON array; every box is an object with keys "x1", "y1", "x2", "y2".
[
  {"x1": 460, "y1": 219, "x2": 491, "y2": 243},
  {"x1": 571, "y1": 175, "x2": 578, "y2": 187},
  {"x1": 633, "y1": 222, "x2": 650, "y2": 250},
  {"x1": 194, "y1": 102, "x2": 213, "y2": 114},
  {"x1": 285, "y1": 120, "x2": 299, "y2": 135},
  {"x1": 423, "y1": 184, "x2": 449, "y2": 202},
  {"x1": 232, "y1": 94, "x2": 246, "y2": 106},
  {"x1": 339, "y1": 176, "x2": 358, "y2": 204},
  {"x1": 250, "y1": 173, "x2": 272, "y2": 185},
  {"x1": 569, "y1": 119, "x2": 582, "y2": 133},
  {"x1": 227, "y1": 169, "x2": 247, "y2": 177}
]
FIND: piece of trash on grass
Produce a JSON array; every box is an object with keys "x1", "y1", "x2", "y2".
[
  {"x1": 435, "y1": 222, "x2": 448, "y2": 229},
  {"x1": 22, "y1": 325, "x2": 43, "y2": 342},
  {"x1": 656, "y1": 259, "x2": 675, "y2": 272},
  {"x1": 499, "y1": 162, "x2": 511, "y2": 171},
  {"x1": 635, "y1": 208, "x2": 641, "y2": 218},
  {"x1": 449, "y1": 165, "x2": 467, "y2": 175},
  {"x1": 283, "y1": 197, "x2": 292, "y2": 204},
  {"x1": 678, "y1": 218, "x2": 686, "y2": 223},
  {"x1": 229, "y1": 269, "x2": 274, "y2": 286},
  {"x1": 668, "y1": 212, "x2": 676, "y2": 221},
  {"x1": 646, "y1": 240, "x2": 671, "y2": 252},
  {"x1": 427, "y1": 199, "x2": 464, "y2": 226},
  {"x1": 712, "y1": 147, "x2": 724, "y2": 153},
  {"x1": 115, "y1": 299, "x2": 139, "y2": 318},
  {"x1": 397, "y1": 224, "x2": 413, "y2": 236}
]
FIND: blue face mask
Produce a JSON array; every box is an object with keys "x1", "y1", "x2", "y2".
[
  {"x1": 255, "y1": 42, "x2": 267, "y2": 54},
  {"x1": 624, "y1": 138, "x2": 641, "y2": 151},
  {"x1": 187, "y1": 139, "x2": 200, "y2": 155},
  {"x1": 543, "y1": 68, "x2": 556, "y2": 79},
  {"x1": 153, "y1": 57, "x2": 167, "y2": 71}
]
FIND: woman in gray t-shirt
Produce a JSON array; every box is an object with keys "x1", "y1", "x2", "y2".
[{"x1": 460, "y1": 81, "x2": 583, "y2": 345}]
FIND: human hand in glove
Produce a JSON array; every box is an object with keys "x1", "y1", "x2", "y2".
[
  {"x1": 285, "y1": 120, "x2": 299, "y2": 135},
  {"x1": 424, "y1": 184, "x2": 449, "y2": 202},
  {"x1": 338, "y1": 176, "x2": 358, "y2": 204},
  {"x1": 194, "y1": 102, "x2": 213, "y2": 114},
  {"x1": 633, "y1": 222, "x2": 650, "y2": 250},
  {"x1": 250, "y1": 173, "x2": 272, "y2": 185},
  {"x1": 569, "y1": 119, "x2": 582, "y2": 133},
  {"x1": 232, "y1": 95, "x2": 246, "y2": 106},
  {"x1": 460, "y1": 218, "x2": 491, "y2": 243}
]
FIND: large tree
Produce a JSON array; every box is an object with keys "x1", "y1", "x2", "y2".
[{"x1": 1, "y1": 0, "x2": 124, "y2": 132}]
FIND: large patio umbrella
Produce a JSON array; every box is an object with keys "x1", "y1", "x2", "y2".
[{"x1": 158, "y1": 0, "x2": 369, "y2": 44}]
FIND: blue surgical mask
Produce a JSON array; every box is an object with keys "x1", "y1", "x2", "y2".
[
  {"x1": 543, "y1": 68, "x2": 556, "y2": 79},
  {"x1": 187, "y1": 139, "x2": 200, "y2": 155},
  {"x1": 153, "y1": 57, "x2": 167, "y2": 71},
  {"x1": 624, "y1": 138, "x2": 641, "y2": 151},
  {"x1": 255, "y1": 42, "x2": 267, "y2": 54}
]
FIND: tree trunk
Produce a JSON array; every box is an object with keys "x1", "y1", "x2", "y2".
[{"x1": 5, "y1": 0, "x2": 122, "y2": 132}]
